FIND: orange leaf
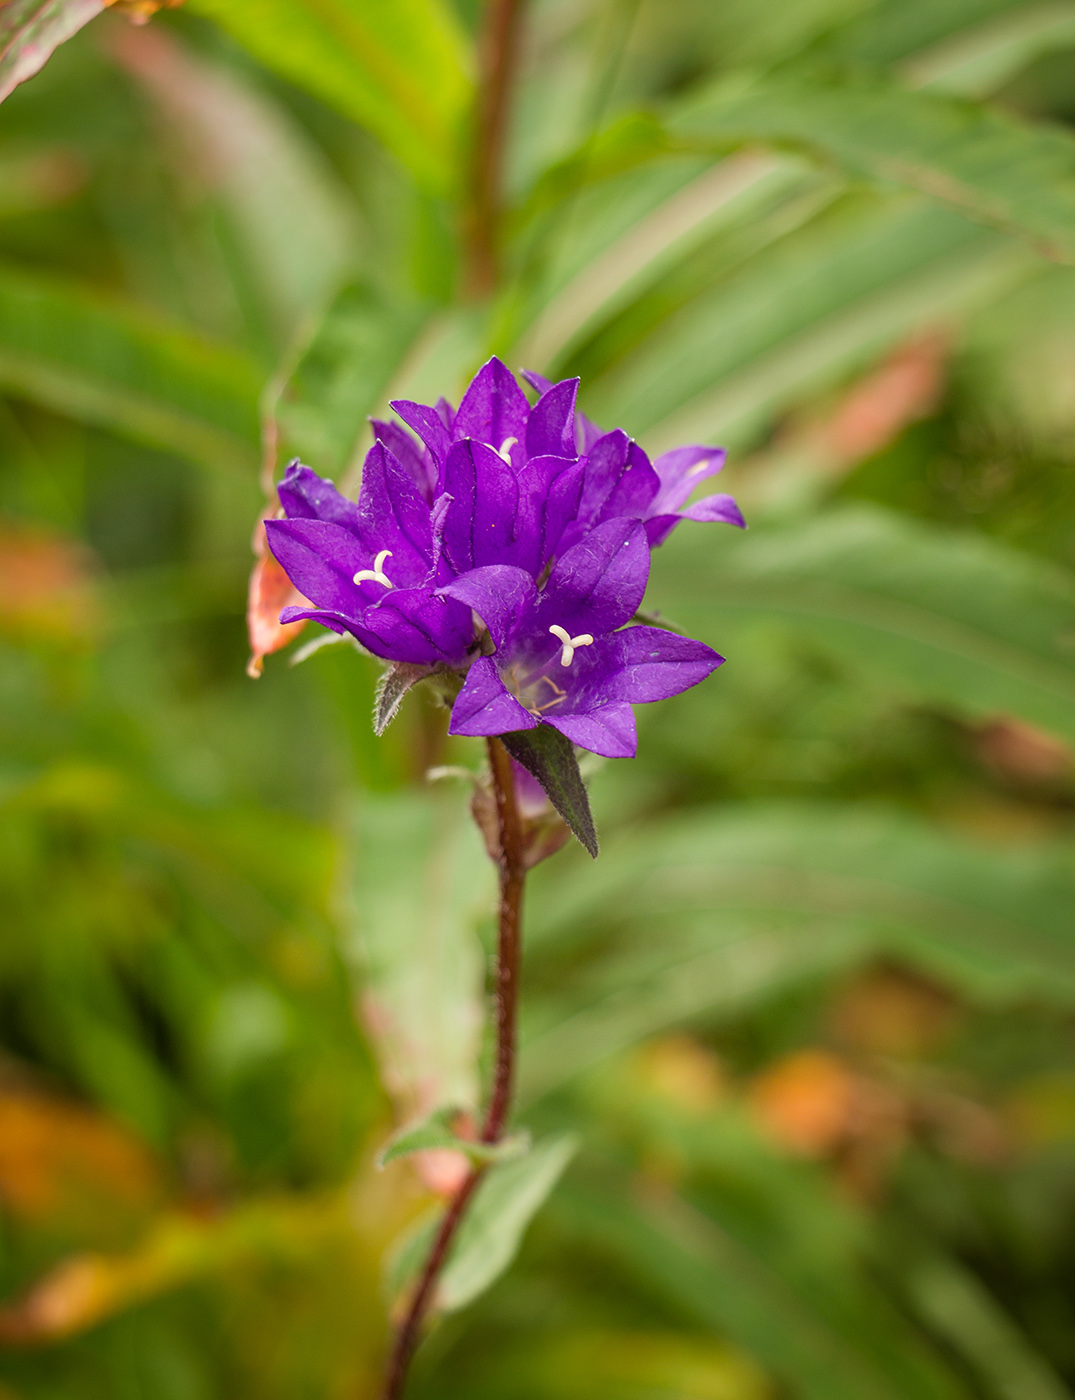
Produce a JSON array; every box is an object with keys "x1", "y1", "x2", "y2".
[{"x1": 246, "y1": 520, "x2": 307, "y2": 678}]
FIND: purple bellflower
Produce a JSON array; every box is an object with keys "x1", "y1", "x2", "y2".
[{"x1": 264, "y1": 357, "x2": 741, "y2": 764}]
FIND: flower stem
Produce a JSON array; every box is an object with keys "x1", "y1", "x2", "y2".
[
  {"x1": 465, "y1": 0, "x2": 527, "y2": 296},
  {"x1": 377, "y1": 737, "x2": 527, "y2": 1400}
]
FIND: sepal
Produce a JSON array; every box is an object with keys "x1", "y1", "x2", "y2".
[
  {"x1": 373, "y1": 661, "x2": 432, "y2": 735},
  {"x1": 501, "y1": 725, "x2": 598, "y2": 858}
]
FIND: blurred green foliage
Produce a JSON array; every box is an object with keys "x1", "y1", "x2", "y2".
[{"x1": 4, "y1": 0, "x2": 1075, "y2": 1397}]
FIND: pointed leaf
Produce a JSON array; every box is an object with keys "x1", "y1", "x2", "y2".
[
  {"x1": 275, "y1": 281, "x2": 432, "y2": 474},
  {"x1": 0, "y1": 262, "x2": 262, "y2": 471},
  {"x1": 186, "y1": 0, "x2": 473, "y2": 196},
  {"x1": 672, "y1": 73, "x2": 1075, "y2": 264},
  {"x1": 346, "y1": 791, "x2": 492, "y2": 1125},
  {"x1": 0, "y1": 0, "x2": 105, "y2": 105},
  {"x1": 437, "y1": 1134, "x2": 578, "y2": 1311},
  {"x1": 655, "y1": 505, "x2": 1075, "y2": 746},
  {"x1": 501, "y1": 726, "x2": 598, "y2": 858},
  {"x1": 373, "y1": 662, "x2": 431, "y2": 736},
  {"x1": 377, "y1": 1106, "x2": 529, "y2": 1169}
]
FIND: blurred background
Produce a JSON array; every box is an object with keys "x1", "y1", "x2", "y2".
[{"x1": 3, "y1": 0, "x2": 1075, "y2": 1396}]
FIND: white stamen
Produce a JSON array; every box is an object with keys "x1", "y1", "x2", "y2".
[
  {"x1": 354, "y1": 548, "x2": 394, "y2": 589},
  {"x1": 686, "y1": 456, "x2": 715, "y2": 478},
  {"x1": 497, "y1": 436, "x2": 518, "y2": 464},
  {"x1": 549, "y1": 624, "x2": 594, "y2": 667}
]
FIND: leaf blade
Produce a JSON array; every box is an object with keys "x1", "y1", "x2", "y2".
[
  {"x1": 186, "y1": 0, "x2": 473, "y2": 194},
  {"x1": 501, "y1": 726, "x2": 598, "y2": 858}
]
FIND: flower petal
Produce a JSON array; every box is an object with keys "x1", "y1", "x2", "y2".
[
  {"x1": 682, "y1": 492, "x2": 746, "y2": 527},
  {"x1": 265, "y1": 518, "x2": 366, "y2": 615},
  {"x1": 356, "y1": 441, "x2": 434, "y2": 581},
  {"x1": 371, "y1": 418, "x2": 437, "y2": 499},
  {"x1": 441, "y1": 439, "x2": 519, "y2": 573},
  {"x1": 389, "y1": 399, "x2": 452, "y2": 471},
  {"x1": 439, "y1": 565, "x2": 535, "y2": 650},
  {"x1": 514, "y1": 453, "x2": 585, "y2": 574},
  {"x1": 601, "y1": 441, "x2": 659, "y2": 519},
  {"x1": 650, "y1": 444, "x2": 727, "y2": 514},
  {"x1": 644, "y1": 493, "x2": 745, "y2": 547},
  {"x1": 361, "y1": 588, "x2": 474, "y2": 666},
  {"x1": 611, "y1": 625, "x2": 723, "y2": 702},
  {"x1": 277, "y1": 461, "x2": 363, "y2": 536},
  {"x1": 525, "y1": 377, "x2": 579, "y2": 459},
  {"x1": 449, "y1": 656, "x2": 536, "y2": 736},
  {"x1": 453, "y1": 357, "x2": 530, "y2": 451},
  {"x1": 545, "y1": 703, "x2": 637, "y2": 758},
  {"x1": 534, "y1": 517, "x2": 649, "y2": 638}
]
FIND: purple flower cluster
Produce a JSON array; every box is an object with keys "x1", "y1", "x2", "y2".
[{"x1": 265, "y1": 359, "x2": 742, "y2": 759}]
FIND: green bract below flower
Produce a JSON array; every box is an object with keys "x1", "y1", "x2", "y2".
[{"x1": 265, "y1": 358, "x2": 743, "y2": 762}]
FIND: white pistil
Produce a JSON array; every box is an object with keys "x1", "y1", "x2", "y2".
[
  {"x1": 549, "y1": 624, "x2": 594, "y2": 667},
  {"x1": 353, "y1": 548, "x2": 394, "y2": 589},
  {"x1": 497, "y1": 436, "x2": 518, "y2": 464}
]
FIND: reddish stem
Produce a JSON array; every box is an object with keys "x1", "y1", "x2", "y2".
[
  {"x1": 377, "y1": 737, "x2": 527, "y2": 1400},
  {"x1": 465, "y1": 0, "x2": 527, "y2": 296}
]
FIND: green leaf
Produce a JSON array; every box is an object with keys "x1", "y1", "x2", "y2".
[
  {"x1": 186, "y1": 0, "x2": 473, "y2": 195},
  {"x1": 275, "y1": 281, "x2": 432, "y2": 474},
  {"x1": 116, "y1": 25, "x2": 358, "y2": 347},
  {"x1": 501, "y1": 726, "x2": 598, "y2": 858},
  {"x1": 346, "y1": 790, "x2": 492, "y2": 1123},
  {"x1": 904, "y1": 1253, "x2": 1072, "y2": 1400},
  {"x1": 372, "y1": 662, "x2": 431, "y2": 737},
  {"x1": 898, "y1": 4, "x2": 1075, "y2": 99},
  {"x1": 671, "y1": 73, "x2": 1075, "y2": 264},
  {"x1": 582, "y1": 194, "x2": 1032, "y2": 451},
  {"x1": 521, "y1": 800, "x2": 1075, "y2": 1103},
  {"x1": 558, "y1": 1180, "x2": 963, "y2": 1400},
  {"x1": 655, "y1": 505, "x2": 1075, "y2": 746},
  {"x1": 376, "y1": 1105, "x2": 529, "y2": 1168},
  {"x1": 0, "y1": 262, "x2": 263, "y2": 471},
  {"x1": 436, "y1": 1134, "x2": 578, "y2": 1312},
  {"x1": 0, "y1": 0, "x2": 104, "y2": 104}
]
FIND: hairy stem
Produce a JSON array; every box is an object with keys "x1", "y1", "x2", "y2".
[
  {"x1": 378, "y1": 738, "x2": 527, "y2": 1400},
  {"x1": 465, "y1": 0, "x2": 527, "y2": 296}
]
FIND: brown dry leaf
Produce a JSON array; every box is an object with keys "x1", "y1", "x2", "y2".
[
  {"x1": 973, "y1": 716, "x2": 1072, "y2": 783},
  {"x1": 246, "y1": 519, "x2": 307, "y2": 678},
  {"x1": 0, "y1": 1194, "x2": 352, "y2": 1343},
  {"x1": 819, "y1": 332, "x2": 948, "y2": 466},
  {"x1": 105, "y1": 0, "x2": 185, "y2": 21},
  {"x1": 0, "y1": 1089, "x2": 160, "y2": 1223},
  {"x1": 0, "y1": 519, "x2": 99, "y2": 645},
  {"x1": 750, "y1": 1050, "x2": 860, "y2": 1156},
  {"x1": 831, "y1": 966, "x2": 959, "y2": 1059},
  {"x1": 740, "y1": 332, "x2": 949, "y2": 511}
]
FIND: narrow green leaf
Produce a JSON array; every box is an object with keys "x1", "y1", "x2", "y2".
[
  {"x1": 501, "y1": 726, "x2": 598, "y2": 858},
  {"x1": 372, "y1": 662, "x2": 430, "y2": 737},
  {"x1": 0, "y1": 262, "x2": 262, "y2": 471},
  {"x1": 0, "y1": 0, "x2": 104, "y2": 104},
  {"x1": 899, "y1": 3, "x2": 1075, "y2": 98},
  {"x1": 558, "y1": 1181, "x2": 960, "y2": 1400},
  {"x1": 436, "y1": 1134, "x2": 578, "y2": 1312},
  {"x1": 671, "y1": 73, "x2": 1075, "y2": 263},
  {"x1": 115, "y1": 25, "x2": 358, "y2": 346},
  {"x1": 346, "y1": 790, "x2": 492, "y2": 1124},
  {"x1": 656, "y1": 505, "x2": 1075, "y2": 746},
  {"x1": 186, "y1": 0, "x2": 473, "y2": 195},
  {"x1": 275, "y1": 281, "x2": 432, "y2": 474},
  {"x1": 905, "y1": 1253, "x2": 1072, "y2": 1400},
  {"x1": 521, "y1": 800, "x2": 1075, "y2": 1103},
  {"x1": 583, "y1": 194, "x2": 1032, "y2": 451},
  {"x1": 377, "y1": 1106, "x2": 528, "y2": 1168}
]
